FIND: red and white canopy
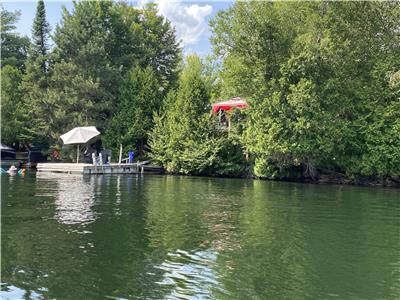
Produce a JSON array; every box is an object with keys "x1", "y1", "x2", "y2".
[{"x1": 212, "y1": 97, "x2": 249, "y2": 114}]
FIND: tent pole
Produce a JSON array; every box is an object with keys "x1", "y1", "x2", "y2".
[{"x1": 77, "y1": 144, "x2": 79, "y2": 163}]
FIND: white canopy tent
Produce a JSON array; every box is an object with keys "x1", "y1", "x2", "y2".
[{"x1": 60, "y1": 126, "x2": 100, "y2": 163}]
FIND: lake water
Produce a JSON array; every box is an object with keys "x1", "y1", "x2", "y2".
[{"x1": 1, "y1": 173, "x2": 399, "y2": 299}]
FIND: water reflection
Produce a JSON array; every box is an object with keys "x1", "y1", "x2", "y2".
[
  {"x1": 0, "y1": 283, "x2": 42, "y2": 300},
  {"x1": 1, "y1": 175, "x2": 399, "y2": 299},
  {"x1": 36, "y1": 173, "x2": 96, "y2": 225},
  {"x1": 155, "y1": 249, "x2": 226, "y2": 299}
]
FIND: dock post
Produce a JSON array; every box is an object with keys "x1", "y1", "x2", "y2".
[
  {"x1": 118, "y1": 144, "x2": 122, "y2": 165},
  {"x1": 92, "y1": 153, "x2": 97, "y2": 173},
  {"x1": 99, "y1": 153, "x2": 104, "y2": 174},
  {"x1": 27, "y1": 150, "x2": 31, "y2": 168}
]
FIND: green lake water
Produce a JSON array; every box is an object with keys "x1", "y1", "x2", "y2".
[{"x1": 1, "y1": 173, "x2": 399, "y2": 299}]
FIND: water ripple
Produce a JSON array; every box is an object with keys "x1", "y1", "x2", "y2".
[{"x1": 155, "y1": 249, "x2": 228, "y2": 299}]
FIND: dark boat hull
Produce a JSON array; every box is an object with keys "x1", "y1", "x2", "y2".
[{"x1": 1, "y1": 149, "x2": 16, "y2": 160}]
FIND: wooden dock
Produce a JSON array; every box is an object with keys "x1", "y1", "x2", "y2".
[{"x1": 36, "y1": 162, "x2": 163, "y2": 175}]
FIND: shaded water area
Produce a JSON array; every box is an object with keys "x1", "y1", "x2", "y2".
[{"x1": 1, "y1": 173, "x2": 399, "y2": 299}]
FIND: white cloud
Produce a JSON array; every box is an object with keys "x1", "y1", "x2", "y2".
[{"x1": 137, "y1": 0, "x2": 213, "y2": 47}]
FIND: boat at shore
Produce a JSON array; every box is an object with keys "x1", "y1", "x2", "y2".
[
  {"x1": 1, "y1": 143, "x2": 16, "y2": 160},
  {"x1": 0, "y1": 143, "x2": 20, "y2": 168},
  {"x1": 0, "y1": 143, "x2": 48, "y2": 168}
]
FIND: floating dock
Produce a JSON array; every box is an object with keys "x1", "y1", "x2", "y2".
[{"x1": 36, "y1": 162, "x2": 163, "y2": 175}]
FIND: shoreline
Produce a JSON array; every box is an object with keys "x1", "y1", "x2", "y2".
[
  {"x1": 24, "y1": 164, "x2": 400, "y2": 188},
  {"x1": 160, "y1": 171, "x2": 400, "y2": 188}
]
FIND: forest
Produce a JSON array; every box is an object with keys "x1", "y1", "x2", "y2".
[{"x1": 1, "y1": 1, "x2": 399, "y2": 184}]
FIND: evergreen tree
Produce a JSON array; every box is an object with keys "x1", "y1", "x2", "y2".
[
  {"x1": 103, "y1": 66, "x2": 163, "y2": 156},
  {"x1": 7, "y1": 1, "x2": 179, "y2": 149},
  {"x1": 50, "y1": 1, "x2": 180, "y2": 141},
  {"x1": 149, "y1": 55, "x2": 220, "y2": 174},
  {"x1": 18, "y1": 0, "x2": 52, "y2": 146},
  {"x1": 136, "y1": 3, "x2": 181, "y2": 90},
  {"x1": 30, "y1": 0, "x2": 50, "y2": 73},
  {"x1": 211, "y1": 1, "x2": 400, "y2": 180}
]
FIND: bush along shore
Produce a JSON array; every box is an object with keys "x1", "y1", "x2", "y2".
[{"x1": 2, "y1": 1, "x2": 399, "y2": 187}]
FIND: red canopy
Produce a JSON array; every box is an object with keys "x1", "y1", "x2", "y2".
[{"x1": 212, "y1": 97, "x2": 249, "y2": 114}]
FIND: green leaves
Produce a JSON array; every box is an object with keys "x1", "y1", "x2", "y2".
[
  {"x1": 361, "y1": 74, "x2": 400, "y2": 177},
  {"x1": 0, "y1": 7, "x2": 30, "y2": 71},
  {"x1": 2, "y1": 1, "x2": 180, "y2": 151},
  {"x1": 149, "y1": 55, "x2": 212, "y2": 173},
  {"x1": 103, "y1": 66, "x2": 162, "y2": 156},
  {"x1": 149, "y1": 55, "x2": 247, "y2": 176},
  {"x1": 15, "y1": 0, "x2": 52, "y2": 146},
  {"x1": 46, "y1": 1, "x2": 180, "y2": 149},
  {"x1": 0, "y1": 66, "x2": 24, "y2": 145},
  {"x1": 212, "y1": 1, "x2": 400, "y2": 179},
  {"x1": 3, "y1": 0, "x2": 398, "y2": 181}
]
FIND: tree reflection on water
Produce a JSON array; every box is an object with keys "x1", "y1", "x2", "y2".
[
  {"x1": 1, "y1": 175, "x2": 399, "y2": 299},
  {"x1": 36, "y1": 173, "x2": 97, "y2": 225}
]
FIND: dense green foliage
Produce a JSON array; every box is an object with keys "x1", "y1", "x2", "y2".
[
  {"x1": 1, "y1": 1, "x2": 398, "y2": 181},
  {"x1": 18, "y1": 0, "x2": 52, "y2": 147},
  {"x1": 1, "y1": 1, "x2": 180, "y2": 152},
  {"x1": 210, "y1": 1, "x2": 400, "y2": 180},
  {"x1": 0, "y1": 7, "x2": 29, "y2": 71},
  {"x1": 149, "y1": 55, "x2": 246, "y2": 175},
  {"x1": 50, "y1": 1, "x2": 180, "y2": 140},
  {"x1": 1, "y1": 66, "x2": 24, "y2": 145},
  {"x1": 149, "y1": 55, "x2": 218, "y2": 174},
  {"x1": 104, "y1": 66, "x2": 163, "y2": 156}
]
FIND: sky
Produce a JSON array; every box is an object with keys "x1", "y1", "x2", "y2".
[{"x1": 2, "y1": 0, "x2": 233, "y2": 57}]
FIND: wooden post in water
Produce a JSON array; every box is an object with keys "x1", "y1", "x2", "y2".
[{"x1": 118, "y1": 144, "x2": 122, "y2": 165}]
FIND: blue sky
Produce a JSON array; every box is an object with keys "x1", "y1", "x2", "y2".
[{"x1": 2, "y1": 0, "x2": 233, "y2": 57}]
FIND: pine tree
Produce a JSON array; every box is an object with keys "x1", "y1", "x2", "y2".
[
  {"x1": 149, "y1": 55, "x2": 220, "y2": 174},
  {"x1": 19, "y1": 0, "x2": 51, "y2": 146},
  {"x1": 31, "y1": 0, "x2": 50, "y2": 73}
]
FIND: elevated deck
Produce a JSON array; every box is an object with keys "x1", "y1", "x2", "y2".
[{"x1": 36, "y1": 162, "x2": 163, "y2": 175}]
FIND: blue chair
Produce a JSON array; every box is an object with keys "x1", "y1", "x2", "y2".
[{"x1": 128, "y1": 151, "x2": 134, "y2": 163}]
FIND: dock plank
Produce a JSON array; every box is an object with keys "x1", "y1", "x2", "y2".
[{"x1": 36, "y1": 162, "x2": 163, "y2": 175}]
